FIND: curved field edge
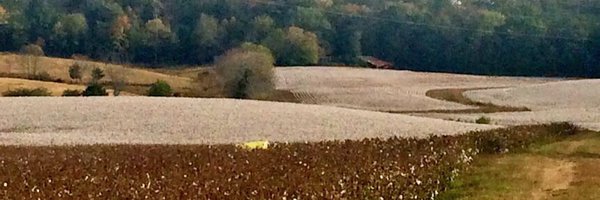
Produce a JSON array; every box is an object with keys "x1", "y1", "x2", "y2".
[
  {"x1": 0, "y1": 123, "x2": 581, "y2": 199},
  {"x1": 418, "y1": 87, "x2": 530, "y2": 114}
]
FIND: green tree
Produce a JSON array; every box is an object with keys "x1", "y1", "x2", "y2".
[
  {"x1": 68, "y1": 63, "x2": 83, "y2": 82},
  {"x1": 215, "y1": 43, "x2": 275, "y2": 99},
  {"x1": 24, "y1": 0, "x2": 58, "y2": 42},
  {"x1": 54, "y1": 13, "x2": 88, "y2": 36},
  {"x1": 477, "y1": 10, "x2": 506, "y2": 34},
  {"x1": 91, "y1": 67, "x2": 105, "y2": 83},
  {"x1": 194, "y1": 13, "x2": 221, "y2": 62},
  {"x1": 83, "y1": 83, "x2": 108, "y2": 96},
  {"x1": 293, "y1": 7, "x2": 331, "y2": 31},
  {"x1": 145, "y1": 18, "x2": 173, "y2": 64},
  {"x1": 263, "y1": 27, "x2": 320, "y2": 65},
  {"x1": 148, "y1": 80, "x2": 173, "y2": 96},
  {"x1": 194, "y1": 14, "x2": 220, "y2": 46},
  {"x1": 52, "y1": 13, "x2": 88, "y2": 56},
  {"x1": 248, "y1": 15, "x2": 274, "y2": 42}
]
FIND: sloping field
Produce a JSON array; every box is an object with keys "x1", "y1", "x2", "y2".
[
  {"x1": 414, "y1": 109, "x2": 600, "y2": 131},
  {"x1": 465, "y1": 79, "x2": 600, "y2": 111},
  {"x1": 417, "y1": 79, "x2": 600, "y2": 131},
  {"x1": 0, "y1": 54, "x2": 193, "y2": 89},
  {"x1": 276, "y1": 67, "x2": 552, "y2": 112},
  {"x1": 0, "y1": 97, "x2": 496, "y2": 145},
  {"x1": 0, "y1": 78, "x2": 84, "y2": 96}
]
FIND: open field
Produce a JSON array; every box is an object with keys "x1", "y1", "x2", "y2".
[
  {"x1": 0, "y1": 54, "x2": 194, "y2": 90},
  {"x1": 415, "y1": 79, "x2": 600, "y2": 131},
  {"x1": 465, "y1": 79, "x2": 600, "y2": 111},
  {"x1": 276, "y1": 67, "x2": 554, "y2": 112},
  {"x1": 0, "y1": 97, "x2": 496, "y2": 146},
  {"x1": 0, "y1": 78, "x2": 84, "y2": 96}
]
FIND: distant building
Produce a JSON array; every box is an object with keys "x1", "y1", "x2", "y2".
[{"x1": 359, "y1": 56, "x2": 394, "y2": 69}]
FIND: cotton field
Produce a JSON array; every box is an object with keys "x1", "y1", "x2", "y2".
[
  {"x1": 0, "y1": 97, "x2": 496, "y2": 146},
  {"x1": 418, "y1": 79, "x2": 600, "y2": 131},
  {"x1": 276, "y1": 67, "x2": 552, "y2": 112},
  {"x1": 465, "y1": 79, "x2": 600, "y2": 111}
]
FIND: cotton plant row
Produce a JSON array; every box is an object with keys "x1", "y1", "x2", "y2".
[{"x1": 0, "y1": 123, "x2": 577, "y2": 199}]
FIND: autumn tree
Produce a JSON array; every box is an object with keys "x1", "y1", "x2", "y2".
[
  {"x1": 194, "y1": 13, "x2": 221, "y2": 62},
  {"x1": 215, "y1": 43, "x2": 275, "y2": 99},
  {"x1": 110, "y1": 15, "x2": 131, "y2": 60},
  {"x1": 0, "y1": 5, "x2": 7, "y2": 24}
]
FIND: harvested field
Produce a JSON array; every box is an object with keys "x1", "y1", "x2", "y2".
[
  {"x1": 465, "y1": 79, "x2": 600, "y2": 111},
  {"x1": 0, "y1": 54, "x2": 193, "y2": 90},
  {"x1": 276, "y1": 67, "x2": 553, "y2": 112},
  {"x1": 0, "y1": 78, "x2": 84, "y2": 96},
  {"x1": 0, "y1": 97, "x2": 496, "y2": 145}
]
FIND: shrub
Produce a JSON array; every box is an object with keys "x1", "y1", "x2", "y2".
[
  {"x1": 83, "y1": 83, "x2": 108, "y2": 96},
  {"x1": 216, "y1": 43, "x2": 275, "y2": 99},
  {"x1": 91, "y1": 67, "x2": 105, "y2": 83},
  {"x1": 2, "y1": 87, "x2": 52, "y2": 97},
  {"x1": 475, "y1": 116, "x2": 491, "y2": 124},
  {"x1": 30, "y1": 71, "x2": 53, "y2": 81},
  {"x1": 148, "y1": 80, "x2": 173, "y2": 96},
  {"x1": 62, "y1": 89, "x2": 82, "y2": 96},
  {"x1": 69, "y1": 63, "x2": 83, "y2": 81}
]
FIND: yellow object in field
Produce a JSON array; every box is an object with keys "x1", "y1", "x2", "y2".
[{"x1": 238, "y1": 140, "x2": 270, "y2": 150}]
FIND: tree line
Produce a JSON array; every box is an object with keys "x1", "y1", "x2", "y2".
[{"x1": 0, "y1": 0, "x2": 599, "y2": 77}]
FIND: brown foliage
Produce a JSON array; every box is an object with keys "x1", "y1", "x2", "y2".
[
  {"x1": 216, "y1": 43, "x2": 275, "y2": 99},
  {"x1": 0, "y1": 123, "x2": 578, "y2": 199}
]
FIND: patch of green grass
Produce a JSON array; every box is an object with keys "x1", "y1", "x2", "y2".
[
  {"x1": 441, "y1": 131, "x2": 600, "y2": 200},
  {"x1": 533, "y1": 132, "x2": 600, "y2": 157},
  {"x1": 438, "y1": 156, "x2": 536, "y2": 200}
]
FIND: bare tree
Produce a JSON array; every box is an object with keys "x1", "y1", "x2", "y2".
[
  {"x1": 105, "y1": 64, "x2": 129, "y2": 96},
  {"x1": 19, "y1": 44, "x2": 44, "y2": 77}
]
